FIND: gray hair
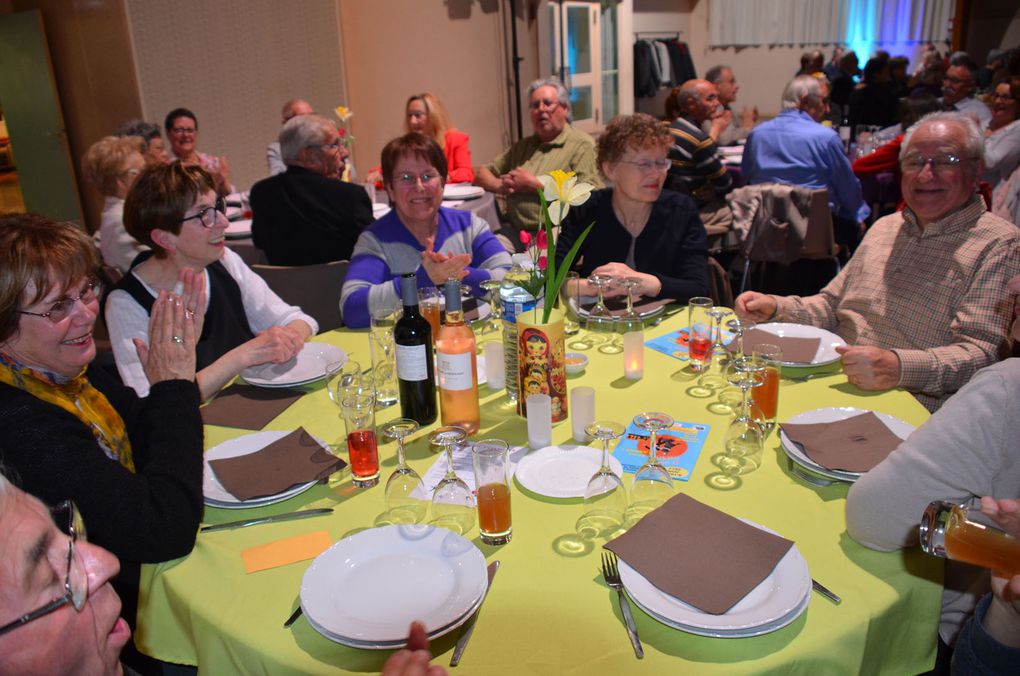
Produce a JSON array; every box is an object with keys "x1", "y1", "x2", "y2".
[
  {"x1": 527, "y1": 77, "x2": 572, "y2": 122},
  {"x1": 900, "y1": 111, "x2": 985, "y2": 163},
  {"x1": 115, "y1": 119, "x2": 163, "y2": 152},
  {"x1": 279, "y1": 114, "x2": 336, "y2": 164},
  {"x1": 781, "y1": 75, "x2": 824, "y2": 111},
  {"x1": 704, "y1": 65, "x2": 730, "y2": 84}
]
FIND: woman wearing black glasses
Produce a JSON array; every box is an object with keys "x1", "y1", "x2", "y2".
[
  {"x1": 106, "y1": 162, "x2": 316, "y2": 400},
  {"x1": 0, "y1": 214, "x2": 203, "y2": 644}
]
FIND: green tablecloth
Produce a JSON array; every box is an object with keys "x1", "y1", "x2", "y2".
[{"x1": 137, "y1": 315, "x2": 942, "y2": 674}]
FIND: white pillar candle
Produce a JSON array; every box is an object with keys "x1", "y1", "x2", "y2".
[
  {"x1": 570, "y1": 386, "x2": 595, "y2": 443},
  {"x1": 483, "y1": 341, "x2": 505, "y2": 390},
  {"x1": 525, "y1": 394, "x2": 552, "y2": 449},
  {"x1": 623, "y1": 331, "x2": 644, "y2": 380}
]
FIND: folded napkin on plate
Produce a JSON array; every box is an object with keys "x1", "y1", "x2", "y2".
[
  {"x1": 200, "y1": 384, "x2": 303, "y2": 429},
  {"x1": 209, "y1": 428, "x2": 346, "y2": 501},
  {"x1": 780, "y1": 412, "x2": 903, "y2": 473},
  {"x1": 605, "y1": 493, "x2": 793, "y2": 615},
  {"x1": 580, "y1": 296, "x2": 674, "y2": 318},
  {"x1": 729, "y1": 328, "x2": 821, "y2": 363}
]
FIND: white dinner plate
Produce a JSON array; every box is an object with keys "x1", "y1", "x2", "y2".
[
  {"x1": 443, "y1": 184, "x2": 485, "y2": 200},
  {"x1": 225, "y1": 218, "x2": 252, "y2": 239},
  {"x1": 753, "y1": 323, "x2": 847, "y2": 366},
  {"x1": 618, "y1": 520, "x2": 811, "y2": 635},
  {"x1": 779, "y1": 407, "x2": 915, "y2": 482},
  {"x1": 241, "y1": 343, "x2": 347, "y2": 388},
  {"x1": 514, "y1": 445, "x2": 624, "y2": 499},
  {"x1": 300, "y1": 525, "x2": 487, "y2": 646},
  {"x1": 203, "y1": 430, "x2": 325, "y2": 508},
  {"x1": 372, "y1": 203, "x2": 391, "y2": 220}
]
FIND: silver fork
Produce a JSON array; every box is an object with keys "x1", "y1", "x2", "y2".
[{"x1": 602, "y1": 552, "x2": 644, "y2": 659}]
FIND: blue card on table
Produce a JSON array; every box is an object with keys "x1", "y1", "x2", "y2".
[{"x1": 611, "y1": 419, "x2": 710, "y2": 481}]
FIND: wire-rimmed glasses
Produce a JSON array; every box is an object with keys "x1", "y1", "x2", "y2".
[
  {"x1": 428, "y1": 426, "x2": 475, "y2": 535},
  {"x1": 18, "y1": 278, "x2": 102, "y2": 323},
  {"x1": 380, "y1": 418, "x2": 426, "y2": 524},
  {"x1": 577, "y1": 420, "x2": 628, "y2": 539},
  {"x1": 628, "y1": 412, "x2": 676, "y2": 521}
]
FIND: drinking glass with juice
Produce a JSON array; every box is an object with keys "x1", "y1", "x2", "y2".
[
  {"x1": 687, "y1": 297, "x2": 714, "y2": 372},
  {"x1": 342, "y1": 393, "x2": 379, "y2": 487},
  {"x1": 472, "y1": 439, "x2": 512, "y2": 545},
  {"x1": 920, "y1": 501, "x2": 1020, "y2": 576},
  {"x1": 418, "y1": 286, "x2": 441, "y2": 341},
  {"x1": 751, "y1": 344, "x2": 782, "y2": 433}
]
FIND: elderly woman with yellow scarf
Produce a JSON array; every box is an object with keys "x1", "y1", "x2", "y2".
[{"x1": 0, "y1": 213, "x2": 203, "y2": 635}]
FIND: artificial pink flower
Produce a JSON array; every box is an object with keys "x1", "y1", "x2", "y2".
[
  {"x1": 538, "y1": 256, "x2": 548, "y2": 270},
  {"x1": 536, "y1": 229, "x2": 548, "y2": 250},
  {"x1": 519, "y1": 231, "x2": 533, "y2": 246}
]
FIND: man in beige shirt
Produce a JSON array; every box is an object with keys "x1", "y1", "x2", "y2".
[
  {"x1": 475, "y1": 77, "x2": 602, "y2": 238},
  {"x1": 736, "y1": 112, "x2": 1020, "y2": 411}
]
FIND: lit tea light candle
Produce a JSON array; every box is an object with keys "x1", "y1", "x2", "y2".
[{"x1": 623, "y1": 331, "x2": 644, "y2": 380}]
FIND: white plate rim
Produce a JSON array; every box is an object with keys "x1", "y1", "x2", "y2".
[
  {"x1": 617, "y1": 519, "x2": 811, "y2": 631},
  {"x1": 241, "y1": 343, "x2": 347, "y2": 388},
  {"x1": 203, "y1": 430, "x2": 325, "y2": 507},
  {"x1": 300, "y1": 525, "x2": 487, "y2": 643},
  {"x1": 779, "y1": 407, "x2": 915, "y2": 479},
  {"x1": 514, "y1": 445, "x2": 625, "y2": 499},
  {"x1": 753, "y1": 322, "x2": 847, "y2": 366},
  {"x1": 443, "y1": 184, "x2": 485, "y2": 200},
  {"x1": 571, "y1": 297, "x2": 667, "y2": 320}
]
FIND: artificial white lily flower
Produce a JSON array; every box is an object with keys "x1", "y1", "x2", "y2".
[{"x1": 539, "y1": 170, "x2": 594, "y2": 225}]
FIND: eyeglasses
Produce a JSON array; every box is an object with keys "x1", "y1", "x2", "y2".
[
  {"x1": 529, "y1": 98, "x2": 561, "y2": 111},
  {"x1": 991, "y1": 92, "x2": 1016, "y2": 101},
  {"x1": 0, "y1": 501, "x2": 88, "y2": 637},
  {"x1": 618, "y1": 158, "x2": 671, "y2": 173},
  {"x1": 900, "y1": 153, "x2": 973, "y2": 175},
  {"x1": 170, "y1": 127, "x2": 196, "y2": 136},
  {"x1": 18, "y1": 279, "x2": 102, "y2": 323},
  {"x1": 943, "y1": 76, "x2": 972, "y2": 85},
  {"x1": 180, "y1": 195, "x2": 227, "y2": 228},
  {"x1": 396, "y1": 172, "x2": 441, "y2": 187},
  {"x1": 308, "y1": 142, "x2": 341, "y2": 153}
]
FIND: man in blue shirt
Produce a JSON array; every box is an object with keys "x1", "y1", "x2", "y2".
[{"x1": 742, "y1": 75, "x2": 869, "y2": 252}]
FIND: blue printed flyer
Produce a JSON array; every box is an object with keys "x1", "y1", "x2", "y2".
[
  {"x1": 646, "y1": 327, "x2": 734, "y2": 362},
  {"x1": 611, "y1": 419, "x2": 710, "y2": 481}
]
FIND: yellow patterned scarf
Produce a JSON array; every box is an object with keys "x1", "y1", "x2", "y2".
[{"x1": 0, "y1": 354, "x2": 135, "y2": 472}]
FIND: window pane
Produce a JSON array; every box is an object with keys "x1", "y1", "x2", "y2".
[
  {"x1": 566, "y1": 6, "x2": 591, "y2": 75},
  {"x1": 571, "y1": 85, "x2": 593, "y2": 121},
  {"x1": 602, "y1": 73, "x2": 618, "y2": 121}
]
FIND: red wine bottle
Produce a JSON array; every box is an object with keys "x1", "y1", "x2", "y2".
[{"x1": 394, "y1": 273, "x2": 437, "y2": 425}]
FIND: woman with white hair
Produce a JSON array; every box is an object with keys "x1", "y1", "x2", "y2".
[{"x1": 82, "y1": 135, "x2": 148, "y2": 274}]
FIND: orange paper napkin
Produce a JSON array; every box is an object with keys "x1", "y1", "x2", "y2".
[
  {"x1": 606, "y1": 494, "x2": 793, "y2": 615},
  {"x1": 241, "y1": 530, "x2": 332, "y2": 573}
]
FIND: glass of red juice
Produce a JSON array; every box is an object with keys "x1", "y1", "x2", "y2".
[
  {"x1": 342, "y1": 393, "x2": 379, "y2": 487},
  {"x1": 687, "y1": 297, "x2": 714, "y2": 372},
  {"x1": 472, "y1": 439, "x2": 512, "y2": 545}
]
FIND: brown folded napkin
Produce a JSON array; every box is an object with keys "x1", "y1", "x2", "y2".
[
  {"x1": 729, "y1": 327, "x2": 821, "y2": 363},
  {"x1": 208, "y1": 428, "x2": 346, "y2": 501},
  {"x1": 580, "y1": 295, "x2": 674, "y2": 318},
  {"x1": 200, "y1": 384, "x2": 303, "y2": 430},
  {"x1": 605, "y1": 494, "x2": 793, "y2": 615},
  {"x1": 780, "y1": 412, "x2": 903, "y2": 473}
]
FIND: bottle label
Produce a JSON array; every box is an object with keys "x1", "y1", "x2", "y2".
[
  {"x1": 437, "y1": 352, "x2": 473, "y2": 391},
  {"x1": 396, "y1": 343, "x2": 428, "y2": 381},
  {"x1": 501, "y1": 297, "x2": 539, "y2": 322}
]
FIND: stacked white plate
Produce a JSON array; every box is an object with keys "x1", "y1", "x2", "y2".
[
  {"x1": 515, "y1": 445, "x2": 624, "y2": 499},
  {"x1": 300, "y1": 525, "x2": 488, "y2": 648},
  {"x1": 241, "y1": 343, "x2": 346, "y2": 389},
  {"x1": 618, "y1": 521, "x2": 812, "y2": 638},
  {"x1": 779, "y1": 407, "x2": 916, "y2": 484},
  {"x1": 372, "y1": 203, "x2": 391, "y2": 220},
  {"x1": 203, "y1": 430, "x2": 325, "y2": 509},
  {"x1": 570, "y1": 297, "x2": 667, "y2": 320},
  {"x1": 752, "y1": 323, "x2": 847, "y2": 366},
  {"x1": 443, "y1": 184, "x2": 485, "y2": 200},
  {"x1": 225, "y1": 218, "x2": 252, "y2": 239}
]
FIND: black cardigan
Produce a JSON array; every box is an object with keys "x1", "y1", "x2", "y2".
[
  {"x1": 555, "y1": 188, "x2": 710, "y2": 303},
  {"x1": 0, "y1": 364, "x2": 203, "y2": 626}
]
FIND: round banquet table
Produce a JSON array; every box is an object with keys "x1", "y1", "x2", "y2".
[{"x1": 136, "y1": 311, "x2": 942, "y2": 675}]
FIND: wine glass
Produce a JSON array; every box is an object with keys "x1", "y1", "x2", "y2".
[
  {"x1": 587, "y1": 274, "x2": 614, "y2": 318},
  {"x1": 576, "y1": 420, "x2": 628, "y2": 539},
  {"x1": 628, "y1": 412, "x2": 675, "y2": 522},
  {"x1": 380, "y1": 418, "x2": 426, "y2": 524},
  {"x1": 479, "y1": 279, "x2": 503, "y2": 334},
  {"x1": 618, "y1": 277, "x2": 642, "y2": 319},
  {"x1": 726, "y1": 317, "x2": 753, "y2": 358},
  {"x1": 325, "y1": 360, "x2": 364, "y2": 409},
  {"x1": 723, "y1": 356, "x2": 766, "y2": 475},
  {"x1": 561, "y1": 271, "x2": 580, "y2": 335},
  {"x1": 428, "y1": 426, "x2": 475, "y2": 535},
  {"x1": 707, "y1": 306, "x2": 733, "y2": 356}
]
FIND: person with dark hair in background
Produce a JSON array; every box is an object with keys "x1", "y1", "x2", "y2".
[
  {"x1": 164, "y1": 107, "x2": 233, "y2": 195},
  {"x1": 942, "y1": 54, "x2": 992, "y2": 127},
  {"x1": 115, "y1": 119, "x2": 168, "y2": 168}
]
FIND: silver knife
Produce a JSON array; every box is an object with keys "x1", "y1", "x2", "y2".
[
  {"x1": 812, "y1": 578, "x2": 842, "y2": 605},
  {"x1": 200, "y1": 507, "x2": 333, "y2": 533},
  {"x1": 450, "y1": 560, "x2": 499, "y2": 667}
]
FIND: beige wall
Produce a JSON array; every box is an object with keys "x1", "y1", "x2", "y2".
[
  {"x1": 7, "y1": 0, "x2": 142, "y2": 231},
  {"x1": 339, "y1": 0, "x2": 514, "y2": 181}
]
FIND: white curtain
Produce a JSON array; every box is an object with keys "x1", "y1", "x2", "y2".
[{"x1": 708, "y1": 0, "x2": 954, "y2": 47}]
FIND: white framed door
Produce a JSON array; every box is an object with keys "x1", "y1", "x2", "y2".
[{"x1": 548, "y1": 1, "x2": 601, "y2": 133}]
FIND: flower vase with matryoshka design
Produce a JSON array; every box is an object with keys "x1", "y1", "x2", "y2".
[{"x1": 516, "y1": 307, "x2": 567, "y2": 422}]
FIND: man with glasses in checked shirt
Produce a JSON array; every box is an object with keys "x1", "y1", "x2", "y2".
[{"x1": 737, "y1": 112, "x2": 1020, "y2": 412}]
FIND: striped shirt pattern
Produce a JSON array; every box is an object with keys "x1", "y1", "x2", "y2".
[{"x1": 667, "y1": 116, "x2": 732, "y2": 194}]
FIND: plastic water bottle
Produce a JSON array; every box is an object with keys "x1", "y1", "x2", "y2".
[{"x1": 500, "y1": 254, "x2": 537, "y2": 403}]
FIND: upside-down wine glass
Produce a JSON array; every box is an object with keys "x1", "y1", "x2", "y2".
[
  {"x1": 587, "y1": 274, "x2": 614, "y2": 319},
  {"x1": 577, "y1": 420, "x2": 628, "y2": 539},
  {"x1": 619, "y1": 277, "x2": 642, "y2": 320},
  {"x1": 428, "y1": 426, "x2": 475, "y2": 535},
  {"x1": 380, "y1": 418, "x2": 426, "y2": 524},
  {"x1": 722, "y1": 355, "x2": 766, "y2": 475},
  {"x1": 628, "y1": 412, "x2": 676, "y2": 521},
  {"x1": 479, "y1": 279, "x2": 503, "y2": 334}
]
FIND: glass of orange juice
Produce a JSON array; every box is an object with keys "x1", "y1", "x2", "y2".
[
  {"x1": 920, "y1": 501, "x2": 1020, "y2": 576},
  {"x1": 751, "y1": 344, "x2": 782, "y2": 434},
  {"x1": 472, "y1": 439, "x2": 512, "y2": 545},
  {"x1": 417, "y1": 286, "x2": 441, "y2": 341}
]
